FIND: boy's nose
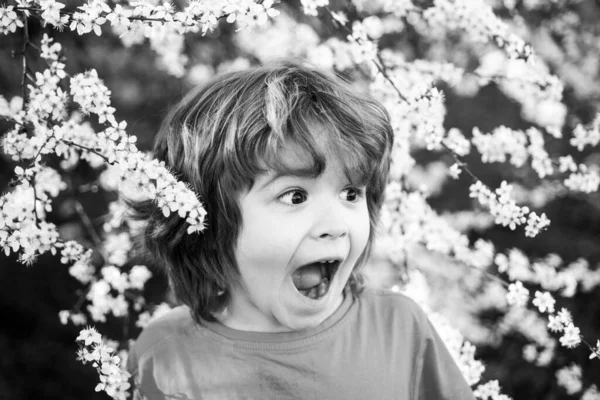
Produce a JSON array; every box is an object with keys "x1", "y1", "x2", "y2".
[
  {"x1": 312, "y1": 204, "x2": 348, "y2": 240},
  {"x1": 319, "y1": 229, "x2": 347, "y2": 240}
]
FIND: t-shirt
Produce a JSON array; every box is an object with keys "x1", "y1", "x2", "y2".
[{"x1": 128, "y1": 288, "x2": 476, "y2": 400}]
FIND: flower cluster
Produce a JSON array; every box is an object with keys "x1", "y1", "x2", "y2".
[
  {"x1": 469, "y1": 180, "x2": 550, "y2": 236},
  {"x1": 502, "y1": 306, "x2": 557, "y2": 366},
  {"x1": 570, "y1": 114, "x2": 600, "y2": 151},
  {"x1": 473, "y1": 380, "x2": 511, "y2": 400},
  {"x1": 563, "y1": 164, "x2": 600, "y2": 194},
  {"x1": 76, "y1": 326, "x2": 131, "y2": 400},
  {"x1": 475, "y1": 51, "x2": 565, "y2": 131},
  {"x1": 526, "y1": 128, "x2": 554, "y2": 179},
  {"x1": 235, "y1": 11, "x2": 319, "y2": 64},
  {"x1": 299, "y1": 0, "x2": 329, "y2": 17},
  {"x1": 70, "y1": 70, "x2": 116, "y2": 124},
  {"x1": 69, "y1": 262, "x2": 153, "y2": 323},
  {"x1": 351, "y1": 0, "x2": 416, "y2": 18},
  {"x1": 420, "y1": 0, "x2": 534, "y2": 61},
  {"x1": 543, "y1": 307, "x2": 582, "y2": 349},
  {"x1": 346, "y1": 21, "x2": 379, "y2": 70},
  {"x1": 472, "y1": 126, "x2": 528, "y2": 167},
  {"x1": 0, "y1": 175, "x2": 64, "y2": 262},
  {"x1": 495, "y1": 251, "x2": 600, "y2": 298},
  {"x1": 4, "y1": 0, "x2": 281, "y2": 77}
]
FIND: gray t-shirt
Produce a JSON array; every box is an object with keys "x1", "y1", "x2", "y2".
[{"x1": 128, "y1": 288, "x2": 475, "y2": 399}]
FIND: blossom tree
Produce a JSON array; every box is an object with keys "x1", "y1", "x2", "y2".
[{"x1": 1, "y1": 0, "x2": 600, "y2": 398}]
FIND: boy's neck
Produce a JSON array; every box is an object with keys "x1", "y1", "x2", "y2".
[{"x1": 213, "y1": 291, "x2": 346, "y2": 333}]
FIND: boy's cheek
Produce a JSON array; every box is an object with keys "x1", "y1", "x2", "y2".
[{"x1": 235, "y1": 234, "x2": 298, "y2": 276}]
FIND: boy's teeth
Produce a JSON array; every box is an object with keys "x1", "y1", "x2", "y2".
[{"x1": 308, "y1": 287, "x2": 318, "y2": 299}]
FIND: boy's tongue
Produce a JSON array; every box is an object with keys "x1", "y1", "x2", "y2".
[{"x1": 292, "y1": 263, "x2": 324, "y2": 290}]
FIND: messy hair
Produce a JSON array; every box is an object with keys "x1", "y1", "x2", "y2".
[{"x1": 134, "y1": 60, "x2": 394, "y2": 323}]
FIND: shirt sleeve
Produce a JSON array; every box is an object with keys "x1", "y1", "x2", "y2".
[
  {"x1": 126, "y1": 346, "x2": 142, "y2": 400},
  {"x1": 127, "y1": 343, "x2": 167, "y2": 400},
  {"x1": 412, "y1": 313, "x2": 476, "y2": 400}
]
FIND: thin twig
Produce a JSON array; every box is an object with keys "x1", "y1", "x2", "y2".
[
  {"x1": 73, "y1": 287, "x2": 91, "y2": 311},
  {"x1": 441, "y1": 142, "x2": 480, "y2": 183},
  {"x1": 372, "y1": 52, "x2": 408, "y2": 102},
  {"x1": 322, "y1": 6, "x2": 409, "y2": 102},
  {"x1": 28, "y1": 41, "x2": 41, "y2": 52},
  {"x1": 20, "y1": 16, "x2": 30, "y2": 103},
  {"x1": 74, "y1": 199, "x2": 105, "y2": 250},
  {"x1": 30, "y1": 132, "x2": 53, "y2": 165},
  {"x1": 122, "y1": 313, "x2": 129, "y2": 344},
  {"x1": 15, "y1": 5, "x2": 230, "y2": 24},
  {"x1": 31, "y1": 181, "x2": 40, "y2": 225},
  {"x1": 580, "y1": 337, "x2": 600, "y2": 360},
  {"x1": 60, "y1": 139, "x2": 114, "y2": 164},
  {"x1": 465, "y1": 262, "x2": 510, "y2": 288}
]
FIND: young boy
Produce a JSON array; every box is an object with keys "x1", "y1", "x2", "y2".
[{"x1": 128, "y1": 61, "x2": 475, "y2": 399}]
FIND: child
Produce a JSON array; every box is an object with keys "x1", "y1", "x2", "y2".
[{"x1": 128, "y1": 61, "x2": 475, "y2": 399}]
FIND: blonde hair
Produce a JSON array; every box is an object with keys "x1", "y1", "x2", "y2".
[{"x1": 134, "y1": 60, "x2": 394, "y2": 323}]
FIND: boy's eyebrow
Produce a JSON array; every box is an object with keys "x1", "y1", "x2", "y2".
[{"x1": 258, "y1": 166, "x2": 318, "y2": 190}]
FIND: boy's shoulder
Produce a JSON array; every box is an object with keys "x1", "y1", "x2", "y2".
[
  {"x1": 359, "y1": 287, "x2": 426, "y2": 311},
  {"x1": 357, "y1": 287, "x2": 431, "y2": 329},
  {"x1": 131, "y1": 305, "x2": 198, "y2": 359}
]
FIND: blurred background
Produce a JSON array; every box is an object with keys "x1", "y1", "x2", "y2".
[{"x1": 1, "y1": 0, "x2": 600, "y2": 398}]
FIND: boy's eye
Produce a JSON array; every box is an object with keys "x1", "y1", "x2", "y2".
[
  {"x1": 342, "y1": 187, "x2": 365, "y2": 202},
  {"x1": 278, "y1": 189, "x2": 307, "y2": 205}
]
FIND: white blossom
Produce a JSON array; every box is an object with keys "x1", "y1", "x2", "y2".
[
  {"x1": 547, "y1": 315, "x2": 564, "y2": 332},
  {"x1": 38, "y1": 0, "x2": 67, "y2": 28},
  {"x1": 0, "y1": 5, "x2": 24, "y2": 34},
  {"x1": 129, "y1": 265, "x2": 152, "y2": 290},
  {"x1": 590, "y1": 341, "x2": 600, "y2": 360},
  {"x1": 448, "y1": 163, "x2": 462, "y2": 179},
  {"x1": 582, "y1": 385, "x2": 600, "y2": 400},
  {"x1": 69, "y1": 260, "x2": 95, "y2": 284},
  {"x1": 506, "y1": 281, "x2": 529, "y2": 307},
  {"x1": 555, "y1": 364, "x2": 582, "y2": 395},
  {"x1": 559, "y1": 323, "x2": 581, "y2": 348},
  {"x1": 532, "y1": 291, "x2": 555, "y2": 313},
  {"x1": 76, "y1": 326, "x2": 102, "y2": 346},
  {"x1": 106, "y1": 4, "x2": 132, "y2": 28}
]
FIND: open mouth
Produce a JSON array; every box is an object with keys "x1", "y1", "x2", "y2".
[{"x1": 292, "y1": 259, "x2": 340, "y2": 300}]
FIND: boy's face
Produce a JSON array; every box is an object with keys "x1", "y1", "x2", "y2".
[{"x1": 223, "y1": 139, "x2": 370, "y2": 332}]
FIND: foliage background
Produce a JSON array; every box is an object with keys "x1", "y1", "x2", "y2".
[{"x1": 1, "y1": 0, "x2": 600, "y2": 399}]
